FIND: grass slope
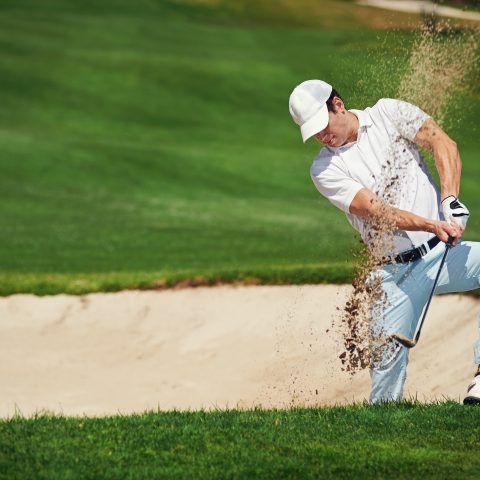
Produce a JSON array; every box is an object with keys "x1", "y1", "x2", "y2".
[
  {"x1": 1, "y1": 402, "x2": 480, "y2": 479},
  {"x1": 0, "y1": 1, "x2": 479, "y2": 294}
]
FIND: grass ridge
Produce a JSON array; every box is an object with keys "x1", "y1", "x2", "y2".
[{"x1": 0, "y1": 264, "x2": 355, "y2": 295}]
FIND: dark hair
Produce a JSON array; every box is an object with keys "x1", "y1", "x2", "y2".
[{"x1": 326, "y1": 89, "x2": 343, "y2": 112}]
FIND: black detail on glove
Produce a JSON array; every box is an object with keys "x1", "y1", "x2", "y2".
[{"x1": 449, "y1": 199, "x2": 461, "y2": 209}]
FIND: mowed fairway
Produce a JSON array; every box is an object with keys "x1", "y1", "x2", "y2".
[{"x1": 1, "y1": 0, "x2": 478, "y2": 294}]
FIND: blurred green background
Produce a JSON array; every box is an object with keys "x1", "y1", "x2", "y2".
[{"x1": 0, "y1": 0, "x2": 478, "y2": 294}]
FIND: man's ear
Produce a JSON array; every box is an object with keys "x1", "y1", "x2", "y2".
[{"x1": 332, "y1": 96, "x2": 345, "y2": 113}]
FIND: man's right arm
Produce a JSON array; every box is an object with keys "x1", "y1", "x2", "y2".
[{"x1": 349, "y1": 188, "x2": 463, "y2": 245}]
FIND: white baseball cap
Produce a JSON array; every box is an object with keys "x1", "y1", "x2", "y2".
[{"x1": 289, "y1": 80, "x2": 333, "y2": 143}]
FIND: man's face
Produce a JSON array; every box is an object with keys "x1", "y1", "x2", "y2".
[{"x1": 313, "y1": 98, "x2": 351, "y2": 148}]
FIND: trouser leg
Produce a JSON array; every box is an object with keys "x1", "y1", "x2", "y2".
[
  {"x1": 370, "y1": 239, "x2": 480, "y2": 403},
  {"x1": 369, "y1": 261, "x2": 430, "y2": 403},
  {"x1": 432, "y1": 240, "x2": 480, "y2": 365},
  {"x1": 475, "y1": 320, "x2": 480, "y2": 365},
  {"x1": 369, "y1": 343, "x2": 409, "y2": 403}
]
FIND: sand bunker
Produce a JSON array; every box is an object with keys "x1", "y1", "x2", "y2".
[{"x1": 1, "y1": 285, "x2": 478, "y2": 417}]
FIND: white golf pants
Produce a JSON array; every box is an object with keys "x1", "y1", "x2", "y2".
[{"x1": 370, "y1": 239, "x2": 480, "y2": 403}]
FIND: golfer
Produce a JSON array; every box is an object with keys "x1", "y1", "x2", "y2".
[{"x1": 288, "y1": 79, "x2": 480, "y2": 404}]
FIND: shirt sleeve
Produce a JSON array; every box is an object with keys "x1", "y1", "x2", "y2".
[
  {"x1": 310, "y1": 159, "x2": 364, "y2": 214},
  {"x1": 377, "y1": 98, "x2": 430, "y2": 142}
]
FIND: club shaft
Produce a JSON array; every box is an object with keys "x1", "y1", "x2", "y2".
[{"x1": 414, "y1": 239, "x2": 452, "y2": 343}]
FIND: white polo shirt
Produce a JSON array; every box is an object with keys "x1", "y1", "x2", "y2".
[{"x1": 310, "y1": 98, "x2": 442, "y2": 253}]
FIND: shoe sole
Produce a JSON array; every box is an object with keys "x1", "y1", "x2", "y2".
[{"x1": 463, "y1": 396, "x2": 480, "y2": 405}]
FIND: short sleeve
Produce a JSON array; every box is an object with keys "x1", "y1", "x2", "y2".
[
  {"x1": 377, "y1": 98, "x2": 430, "y2": 142},
  {"x1": 310, "y1": 160, "x2": 363, "y2": 214}
]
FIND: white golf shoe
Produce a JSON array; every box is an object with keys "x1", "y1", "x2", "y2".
[{"x1": 463, "y1": 374, "x2": 480, "y2": 405}]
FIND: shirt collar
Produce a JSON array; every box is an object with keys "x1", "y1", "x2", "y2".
[
  {"x1": 325, "y1": 108, "x2": 372, "y2": 153},
  {"x1": 349, "y1": 108, "x2": 373, "y2": 129}
]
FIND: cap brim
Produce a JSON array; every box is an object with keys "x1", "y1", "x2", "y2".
[{"x1": 300, "y1": 104, "x2": 329, "y2": 143}]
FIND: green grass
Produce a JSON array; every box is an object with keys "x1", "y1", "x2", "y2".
[
  {"x1": 0, "y1": 263, "x2": 355, "y2": 295},
  {"x1": 0, "y1": 1, "x2": 479, "y2": 294},
  {"x1": 1, "y1": 402, "x2": 480, "y2": 479}
]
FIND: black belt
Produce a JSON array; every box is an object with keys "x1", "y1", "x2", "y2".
[{"x1": 391, "y1": 236, "x2": 441, "y2": 264}]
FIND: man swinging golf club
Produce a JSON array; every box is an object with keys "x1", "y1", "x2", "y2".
[{"x1": 289, "y1": 79, "x2": 480, "y2": 404}]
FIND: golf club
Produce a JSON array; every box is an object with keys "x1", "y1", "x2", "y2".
[{"x1": 390, "y1": 235, "x2": 454, "y2": 349}]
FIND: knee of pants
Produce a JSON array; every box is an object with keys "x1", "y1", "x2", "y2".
[{"x1": 369, "y1": 342, "x2": 409, "y2": 404}]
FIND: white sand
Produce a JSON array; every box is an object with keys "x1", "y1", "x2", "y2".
[{"x1": 1, "y1": 285, "x2": 478, "y2": 418}]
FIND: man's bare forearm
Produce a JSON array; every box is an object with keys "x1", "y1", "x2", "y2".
[
  {"x1": 389, "y1": 207, "x2": 435, "y2": 233},
  {"x1": 351, "y1": 189, "x2": 433, "y2": 232},
  {"x1": 433, "y1": 139, "x2": 461, "y2": 200},
  {"x1": 415, "y1": 119, "x2": 461, "y2": 199},
  {"x1": 374, "y1": 203, "x2": 461, "y2": 244},
  {"x1": 350, "y1": 187, "x2": 463, "y2": 245}
]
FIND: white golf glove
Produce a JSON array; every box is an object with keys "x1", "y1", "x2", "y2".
[{"x1": 441, "y1": 195, "x2": 470, "y2": 228}]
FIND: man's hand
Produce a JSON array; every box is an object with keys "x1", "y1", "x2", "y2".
[
  {"x1": 441, "y1": 195, "x2": 470, "y2": 228},
  {"x1": 431, "y1": 220, "x2": 463, "y2": 246}
]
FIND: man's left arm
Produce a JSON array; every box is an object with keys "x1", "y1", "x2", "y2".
[
  {"x1": 415, "y1": 119, "x2": 460, "y2": 199},
  {"x1": 414, "y1": 118, "x2": 470, "y2": 231}
]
